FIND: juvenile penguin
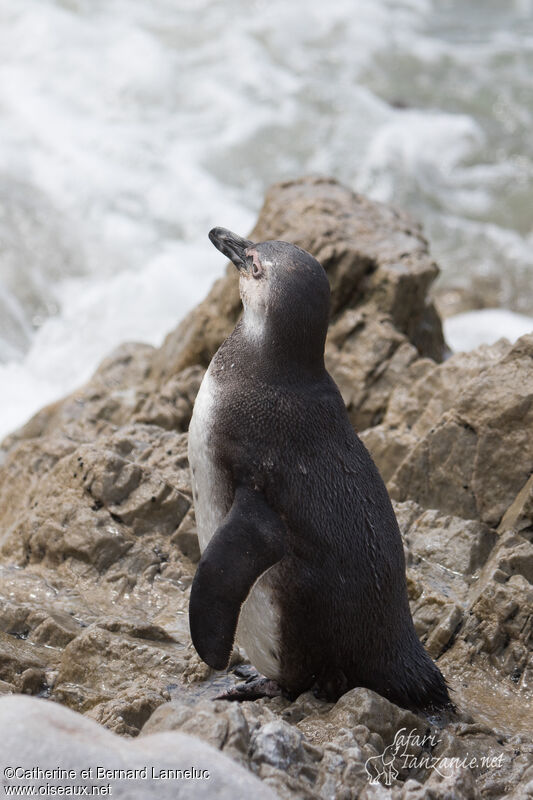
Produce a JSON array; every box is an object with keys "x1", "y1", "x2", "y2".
[{"x1": 188, "y1": 228, "x2": 451, "y2": 711}]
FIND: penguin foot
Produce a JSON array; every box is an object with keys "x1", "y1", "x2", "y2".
[
  {"x1": 232, "y1": 663, "x2": 259, "y2": 680},
  {"x1": 215, "y1": 676, "x2": 283, "y2": 701}
]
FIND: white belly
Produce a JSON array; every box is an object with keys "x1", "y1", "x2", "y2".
[
  {"x1": 235, "y1": 570, "x2": 282, "y2": 680},
  {"x1": 188, "y1": 367, "x2": 227, "y2": 553},
  {"x1": 188, "y1": 366, "x2": 281, "y2": 680}
]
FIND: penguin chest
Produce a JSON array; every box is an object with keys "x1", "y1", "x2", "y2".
[
  {"x1": 235, "y1": 571, "x2": 282, "y2": 681},
  {"x1": 188, "y1": 368, "x2": 282, "y2": 681},
  {"x1": 188, "y1": 368, "x2": 229, "y2": 553}
]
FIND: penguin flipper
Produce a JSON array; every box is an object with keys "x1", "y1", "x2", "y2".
[{"x1": 189, "y1": 486, "x2": 286, "y2": 671}]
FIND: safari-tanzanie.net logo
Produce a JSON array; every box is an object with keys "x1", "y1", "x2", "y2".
[{"x1": 364, "y1": 727, "x2": 504, "y2": 786}]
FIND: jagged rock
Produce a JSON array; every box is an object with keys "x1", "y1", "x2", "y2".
[
  {"x1": 326, "y1": 313, "x2": 421, "y2": 430},
  {"x1": 141, "y1": 687, "x2": 533, "y2": 799},
  {"x1": 144, "y1": 698, "x2": 254, "y2": 766},
  {"x1": 396, "y1": 502, "x2": 497, "y2": 577},
  {"x1": 0, "y1": 426, "x2": 190, "y2": 570},
  {"x1": 360, "y1": 341, "x2": 508, "y2": 482},
  {"x1": 0, "y1": 630, "x2": 57, "y2": 689},
  {"x1": 0, "y1": 423, "x2": 195, "y2": 731},
  {"x1": 455, "y1": 530, "x2": 533, "y2": 681},
  {"x1": 498, "y1": 473, "x2": 533, "y2": 535},
  {"x1": 363, "y1": 335, "x2": 533, "y2": 529},
  {"x1": 52, "y1": 624, "x2": 183, "y2": 718}
]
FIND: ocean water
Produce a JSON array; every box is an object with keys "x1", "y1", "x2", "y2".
[{"x1": 1, "y1": 0, "x2": 532, "y2": 439}]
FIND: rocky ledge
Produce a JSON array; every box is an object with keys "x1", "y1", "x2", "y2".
[{"x1": 0, "y1": 177, "x2": 531, "y2": 799}]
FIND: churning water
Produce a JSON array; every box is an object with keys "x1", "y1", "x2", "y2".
[{"x1": 1, "y1": 0, "x2": 532, "y2": 438}]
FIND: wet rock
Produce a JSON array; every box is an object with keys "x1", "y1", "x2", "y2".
[
  {"x1": 142, "y1": 685, "x2": 532, "y2": 798},
  {"x1": 458, "y1": 531, "x2": 533, "y2": 681},
  {"x1": 88, "y1": 689, "x2": 168, "y2": 737},
  {"x1": 0, "y1": 695, "x2": 278, "y2": 799},
  {"x1": 172, "y1": 509, "x2": 202, "y2": 563},
  {"x1": 0, "y1": 419, "x2": 195, "y2": 732},
  {"x1": 52, "y1": 623, "x2": 186, "y2": 725},
  {"x1": 0, "y1": 603, "x2": 81, "y2": 648},
  {"x1": 297, "y1": 688, "x2": 425, "y2": 752},
  {"x1": 31, "y1": 611, "x2": 82, "y2": 647},
  {"x1": 0, "y1": 629, "x2": 60, "y2": 687},
  {"x1": 15, "y1": 667, "x2": 47, "y2": 696},
  {"x1": 399, "y1": 768, "x2": 482, "y2": 800}
]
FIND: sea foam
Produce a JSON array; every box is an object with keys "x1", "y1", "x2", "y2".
[{"x1": 1, "y1": 0, "x2": 532, "y2": 439}]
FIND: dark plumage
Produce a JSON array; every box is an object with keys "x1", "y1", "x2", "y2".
[{"x1": 188, "y1": 228, "x2": 451, "y2": 712}]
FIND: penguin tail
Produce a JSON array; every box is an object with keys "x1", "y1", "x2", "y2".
[{"x1": 405, "y1": 658, "x2": 455, "y2": 715}]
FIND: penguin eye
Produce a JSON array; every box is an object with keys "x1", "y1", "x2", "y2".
[{"x1": 251, "y1": 260, "x2": 263, "y2": 279}]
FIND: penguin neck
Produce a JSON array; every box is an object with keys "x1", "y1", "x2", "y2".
[{"x1": 237, "y1": 312, "x2": 326, "y2": 381}]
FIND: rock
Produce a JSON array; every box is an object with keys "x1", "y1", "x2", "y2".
[
  {"x1": 498, "y1": 473, "x2": 533, "y2": 535},
  {"x1": 433, "y1": 278, "x2": 501, "y2": 319},
  {"x1": 141, "y1": 686, "x2": 533, "y2": 799},
  {"x1": 360, "y1": 340, "x2": 508, "y2": 482},
  {"x1": 0, "y1": 426, "x2": 190, "y2": 570},
  {"x1": 397, "y1": 502, "x2": 497, "y2": 577},
  {"x1": 0, "y1": 695, "x2": 278, "y2": 799},
  {"x1": 251, "y1": 720, "x2": 306, "y2": 771},
  {"x1": 0, "y1": 629, "x2": 60, "y2": 689},
  {"x1": 0, "y1": 424, "x2": 195, "y2": 732},
  {"x1": 134, "y1": 366, "x2": 205, "y2": 431},
  {"x1": 326, "y1": 313, "x2": 421, "y2": 430},
  {"x1": 453, "y1": 530, "x2": 533, "y2": 682},
  {"x1": 144, "y1": 698, "x2": 254, "y2": 766},
  {"x1": 363, "y1": 335, "x2": 533, "y2": 529},
  {"x1": 52, "y1": 623, "x2": 183, "y2": 720}
]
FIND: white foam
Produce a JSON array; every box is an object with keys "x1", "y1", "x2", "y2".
[
  {"x1": 444, "y1": 309, "x2": 533, "y2": 353},
  {"x1": 0, "y1": 242, "x2": 224, "y2": 441},
  {"x1": 358, "y1": 110, "x2": 486, "y2": 211},
  {"x1": 0, "y1": 0, "x2": 532, "y2": 439}
]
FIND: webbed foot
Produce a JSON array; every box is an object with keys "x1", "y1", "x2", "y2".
[{"x1": 215, "y1": 674, "x2": 283, "y2": 701}]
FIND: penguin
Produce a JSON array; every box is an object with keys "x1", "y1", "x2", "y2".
[{"x1": 187, "y1": 227, "x2": 451, "y2": 711}]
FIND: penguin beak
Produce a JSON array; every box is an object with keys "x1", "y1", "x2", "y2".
[{"x1": 208, "y1": 227, "x2": 254, "y2": 273}]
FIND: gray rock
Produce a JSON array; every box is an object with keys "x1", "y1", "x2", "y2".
[
  {"x1": 251, "y1": 720, "x2": 306, "y2": 771},
  {"x1": 0, "y1": 695, "x2": 278, "y2": 799}
]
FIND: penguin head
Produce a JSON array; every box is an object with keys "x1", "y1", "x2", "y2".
[{"x1": 209, "y1": 227, "x2": 330, "y2": 366}]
